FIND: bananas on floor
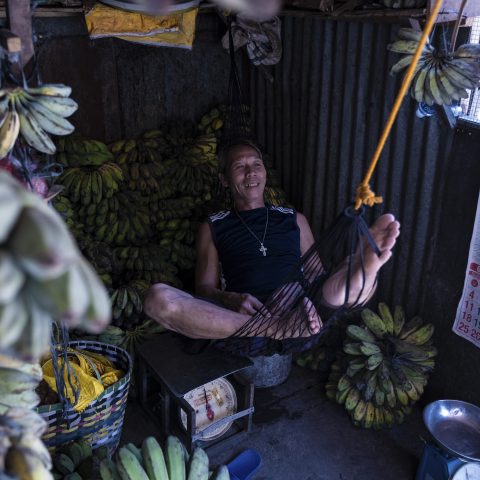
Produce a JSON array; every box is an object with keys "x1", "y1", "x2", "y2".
[
  {"x1": 100, "y1": 435, "x2": 230, "y2": 480},
  {"x1": 0, "y1": 84, "x2": 77, "y2": 157},
  {"x1": 388, "y1": 28, "x2": 480, "y2": 106},
  {"x1": 325, "y1": 303, "x2": 436, "y2": 429},
  {"x1": 50, "y1": 439, "x2": 96, "y2": 480}
]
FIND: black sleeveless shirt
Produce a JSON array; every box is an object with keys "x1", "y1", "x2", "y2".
[{"x1": 208, "y1": 205, "x2": 301, "y2": 302}]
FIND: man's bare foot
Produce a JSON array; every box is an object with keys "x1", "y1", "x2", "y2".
[{"x1": 364, "y1": 213, "x2": 401, "y2": 274}]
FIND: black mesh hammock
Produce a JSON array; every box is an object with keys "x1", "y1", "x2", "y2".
[{"x1": 214, "y1": 8, "x2": 441, "y2": 357}]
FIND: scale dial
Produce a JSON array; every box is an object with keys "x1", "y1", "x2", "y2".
[
  {"x1": 180, "y1": 377, "x2": 237, "y2": 440},
  {"x1": 452, "y1": 463, "x2": 480, "y2": 480}
]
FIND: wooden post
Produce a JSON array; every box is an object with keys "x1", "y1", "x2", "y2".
[{"x1": 5, "y1": 0, "x2": 34, "y2": 68}]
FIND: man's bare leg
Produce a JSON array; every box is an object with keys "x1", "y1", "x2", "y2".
[{"x1": 144, "y1": 284, "x2": 322, "y2": 340}]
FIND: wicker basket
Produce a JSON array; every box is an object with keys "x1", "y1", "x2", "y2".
[{"x1": 36, "y1": 341, "x2": 132, "y2": 454}]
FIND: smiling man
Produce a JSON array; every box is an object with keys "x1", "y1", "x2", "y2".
[{"x1": 145, "y1": 141, "x2": 400, "y2": 342}]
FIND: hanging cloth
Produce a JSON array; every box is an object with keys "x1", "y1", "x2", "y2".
[{"x1": 221, "y1": 15, "x2": 282, "y2": 66}]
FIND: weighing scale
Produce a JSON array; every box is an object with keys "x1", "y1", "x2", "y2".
[
  {"x1": 416, "y1": 400, "x2": 480, "y2": 480},
  {"x1": 137, "y1": 333, "x2": 255, "y2": 452}
]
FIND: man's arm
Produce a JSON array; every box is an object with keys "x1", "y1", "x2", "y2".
[{"x1": 195, "y1": 222, "x2": 263, "y2": 315}]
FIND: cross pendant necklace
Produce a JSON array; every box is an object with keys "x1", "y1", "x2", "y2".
[{"x1": 235, "y1": 206, "x2": 269, "y2": 257}]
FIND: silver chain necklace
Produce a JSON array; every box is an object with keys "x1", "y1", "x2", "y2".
[{"x1": 234, "y1": 206, "x2": 269, "y2": 256}]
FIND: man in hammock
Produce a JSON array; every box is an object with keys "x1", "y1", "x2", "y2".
[{"x1": 145, "y1": 141, "x2": 400, "y2": 341}]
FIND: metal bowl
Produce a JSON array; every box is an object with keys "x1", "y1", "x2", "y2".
[{"x1": 424, "y1": 400, "x2": 480, "y2": 462}]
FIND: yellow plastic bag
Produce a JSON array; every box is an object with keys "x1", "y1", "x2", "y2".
[
  {"x1": 42, "y1": 348, "x2": 124, "y2": 413},
  {"x1": 85, "y1": 3, "x2": 198, "y2": 49}
]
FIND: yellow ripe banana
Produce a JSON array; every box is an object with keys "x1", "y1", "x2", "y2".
[
  {"x1": 27, "y1": 83, "x2": 72, "y2": 98},
  {"x1": 362, "y1": 401, "x2": 375, "y2": 429},
  {"x1": 352, "y1": 399, "x2": 367, "y2": 422},
  {"x1": 7, "y1": 446, "x2": 54, "y2": 480},
  {"x1": 395, "y1": 386, "x2": 409, "y2": 406},
  {"x1": 0, "y1": 108, "x2": 20, "y2": 158}
]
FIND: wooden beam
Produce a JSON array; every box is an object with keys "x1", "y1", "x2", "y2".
[
  {"x1": 0, "y1": 29, "x2": 21, "y2": 53},
  {"x1": 5, "y1": 0, "x2": 34, "y2": 68}
]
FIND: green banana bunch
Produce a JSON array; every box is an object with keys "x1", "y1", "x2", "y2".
[
  {"x1": 50, "y1": 439, "x2": 96, "y2": 479},
  {"x1": 327, "y1": 302, "x2": 436, "y2": 429},
  {"x1": 388, "y1": 28, "x2": 480, "y2": 107},
  {"x1": 100, "y1": 436, "x2": 229, "y2": 480}
]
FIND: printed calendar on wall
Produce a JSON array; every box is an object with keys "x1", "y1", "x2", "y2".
[{"x1": 453, "y1": 192, "x2": 480, "y2": 347}]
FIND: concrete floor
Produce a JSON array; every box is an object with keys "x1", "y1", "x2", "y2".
[{"x1": 122, "y1": 364, "x2": 428, "y2": 480}]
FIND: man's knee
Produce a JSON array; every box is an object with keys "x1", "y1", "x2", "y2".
[{"x1": 144, "y1": 283, "x2": 180, "y2": 322}]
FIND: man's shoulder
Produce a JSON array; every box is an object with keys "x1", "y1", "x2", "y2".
[
  {"x1": 208, "y1": 210, "x2": 232, "y2": 223},
  {"x1": 269, "y1": 205, "x2": 295, "y2": 215}
]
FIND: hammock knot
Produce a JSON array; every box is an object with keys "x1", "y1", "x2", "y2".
[{"x1": 355, "y1": 183, "x2": 383, "y2": 210}]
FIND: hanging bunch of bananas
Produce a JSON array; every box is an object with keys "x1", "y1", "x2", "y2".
[
  {"x1": 0, "y1": 400, "x2": 53, "y2": 479},
  {"x1": 100, "y1": 436, "x2": 230, "y2": 480},
  {"x1": 50, "y1": 439, "x2": 96, "y2": 480},
  {"x1": 0, "y1": 171, "x2": 112, "y2": 480},
  {"x1": 388, "y1": 28, "x2": 480, "y2": 106},
  {"x1": 0, "y1": 84, "x2": 77, "y2": 157},
  {"x1": 325, "y1": 303, "x2": 436, "y2": 429},
  {"x1": 0, "y1": 171, "x2": 111, "y2": 360}
]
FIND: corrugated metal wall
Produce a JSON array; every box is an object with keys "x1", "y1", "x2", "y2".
[{"x1": 247, "y1": 15, "x2": 455, "y2": 314}]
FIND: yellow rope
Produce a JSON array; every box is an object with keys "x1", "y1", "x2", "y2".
[{"x1": 354, "y1": 0, "x2": 444, "y2": 210}]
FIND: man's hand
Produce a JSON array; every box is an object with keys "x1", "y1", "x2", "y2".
[{"x1": 224, "y1": 292, "x2": 263, "y2": 315}]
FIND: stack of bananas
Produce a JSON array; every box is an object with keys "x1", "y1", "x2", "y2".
[
  {"x1": 50, "y1": 439, "x2": 95, "y2": 480},
  {"x1": 325, "y1": 303, "x2": 436, "y2": 429},
  {"x1": 111, "y1": 280, "x2": 148, "y2": 329},
  {"x1": 114, "y1": 246, "x2": 180, "y2": 287},
  {"x1": 388, "y1": 28, "x2": 480, "y2": 106},
  {"x1": 0, "y1": 392, "x2": 53, "y2": 479},
  {"x1": 100, "y1": 436, "x2": 230, "y2": 480},
  {"x1": 0, "y1": 84, "x2": 77, "y2": 157},
  {"x1": 0, "y1": 171, "x2": 110, "y2": 359}
]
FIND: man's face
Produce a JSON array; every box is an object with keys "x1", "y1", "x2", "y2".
[{"x1": 221, "y1": 144, "x2": 267, "y2": 205}]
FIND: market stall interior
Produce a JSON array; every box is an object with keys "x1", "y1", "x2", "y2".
[{"x1": 0, "y1": 0, "x2": 480, "y2": 479}]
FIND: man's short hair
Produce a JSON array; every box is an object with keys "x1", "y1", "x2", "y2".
[{"x1": 218, "y1": 139, "x2": 263, "y2": 173}]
